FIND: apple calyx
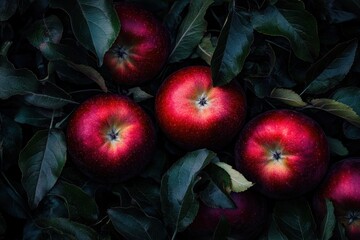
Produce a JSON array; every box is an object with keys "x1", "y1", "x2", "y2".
[
  {"x1": 196, "y1": 93, "x2": 209, "y2": 108},
  {"x1": 107, "y1": 128, "x2": 121, "y2": 142},
  {"x1": 111, "y1": 44, "x2": 129, "y2": 60},
  {"x1": 346, "y1": 211, "x2": 360, "y2": 225}
]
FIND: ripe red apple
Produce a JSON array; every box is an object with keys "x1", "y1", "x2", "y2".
[
  {"x1": 188, "y1": 191, "x2": 268, "y2": 239},
  {"x1": 155, "y1": 66, "x2": 246, "y2": 150},
  {"x1": 66, "y1": 94, "x2": 155, "y2": 181},
  {"x1": 235, "y1": 109, "x2": 329, "y2": 199},
  {"x1": 104, "y1": 3, "x2": 170, "y2": 86},
  {"x1": 313, "y1": 158, "x2": 360, "y2": 240}
]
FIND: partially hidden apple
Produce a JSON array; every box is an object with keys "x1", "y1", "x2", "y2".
[
  {"x1": 155, "y1": 66, "x2": 246, "y2": 150},
  {"x1": 66, "y1": 94, "x2": 155, "y2": 181},
  {"x1": 235, "y1": 109, "x2": 329, "y2": 199},
  {"x1": 104, "y1": 3, "x2": 170, "y2": 86},
  {"x1": 313, "y1": 158, "x2": 360, "y2": 240},
  {"x1": 188, "y1": 191, "x2": 268, "y2": 239}
]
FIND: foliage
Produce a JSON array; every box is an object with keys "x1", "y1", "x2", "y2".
[{"x1": 0, "y1": 0, "x2": 359, "y2": 239}]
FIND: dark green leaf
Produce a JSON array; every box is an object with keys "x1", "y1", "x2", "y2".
[
  {"x1": 304, "y1": 39, "x2": 358, "y2": 94},
  {"x1": 325, "y1": 0, "x2": 360, "y2": 23},
  {"x1": 24, "y1": 92, "x2": 77, "y2": 110},
  {"x1": 197, "y1": 34, "x2": 216, "y2": 65},
  {"x1": 212, "y1": 216, "x2": 230, "y2": 240},
  {"x1": 320, "y1": 199, "x2": 336, "y2": 240},
  {"x1": 19, "y1": 129, "x2": 67, "y2": 208},
  {"x1": 50, "y1": 181, "x2": 99, "y2": 222},
  {"x1": 26, "y1": 15, "x2": 63, "y2": 50},
  {"x1": 163, "y1": 0, "x2": 191, "y2": 43},
  {"x1": 0, "y1": 41, "x2": 12, "y2": 56},
  {"x1": 273, "y1": 198, "x2": 317, "y2": 240},
  {"x1": 211, "y1": 10, "x2": 253, "y2": 86},
  {"x1": 169, "y1": 0, "x2": 214, "y2": 62},
  {"x1": 268, "y1": 217, "x2": 288, "y2": 240},
  {"x1": 270, "y1": 88, "x2": 307, "y2": 107},
  {"x1": 199, "y1": 176, "x2": 235, "y2": 209},
  {"x1": 37, "y1": 195, "x2": 69, "y2": 219},
  {"x1": 42, "y1": 43, "x2": 93, "y2": 65},
  {"x1": 326, "y1": 137, "x2": 349, "y2": 156},
  {"x1": 0, "y1": 56, "x2": 39, "y2": 99},
  {"x1": 251, "y1": 0, "x2": 319, "y2": 62},
  {"x1": 125, "y1": 178, "x2": 161, "y2": 217},
  {"x1": 0, "y1": 0, "x2": 18, "y2": 21},
  {"x1": 108, "y1": 207, "x2": 168, "y2": 240},
  {"x1": 0, "y1": 178, "x2": 29, "y2": 219},
  {"x1": 0, "y1": 114, "x2": 22, "y2": 170},
  {"x1": 127, "y1": 87, "x2": 152, "y2": 102},
  {"x1": 332, "y1": 87, "x2": 360, "y2": 115},
  {"x1": 48, "y1": 60, "x2": 93, "y2": 85},
  {"x1": 343, "y1": 122, "x2": 360, "y2": 140},
  {"x1": 161, "y1": 149, "x2": 216, "y2": 234},
  {"x1": 66, "y1": 62, "x2": 108, "y2": 92},
  {"x1": 35, "y1": 217, "x2": 97, "y2": 240},
  {"x1": 14, "y1": 106, "x2": 60, "y2": 127},
  {"x1": 310, "y1": 98, "x2": 360, "y2": 128},
  {"x1": 49, "y1": 0, "x2": 120, "y2": 66}
]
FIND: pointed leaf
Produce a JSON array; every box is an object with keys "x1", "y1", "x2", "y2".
[
  {"x1": 326, "y1": 137, "x2": 349, "y2": 156},
  {"x1": 169, "y1": 0, "x2": 214, "y2": 62},
  {"x1": 0, "y1": 0, "x2": 18, "y2": 21},
  {"x1": 332, "y1": 87, "x2": 360, "y2": 115},
  {"x1": 252, "y1": 0, "x2": 319, "y2": 62},
  {"x1": 108, "y1": 207, "x2": 167, "y2": 240},
  {"x1": 214, "y1": 162, "x2": 254, "y2": 193},
  {"x1": 211, "y1": 10, "x2": 253, "y2": 86},
  {"x1": 199, "y1": 176, "x2": 235, "y2": 209},
  {"x1": 161, "y1": 149, "x2": 216, "y2": 233},
  {"x1": 304, "y1": 39, "x2": 358, "y2": 94},
  {"x1": 0, "y1": 56, "x2": 39, "y2": 99},
  {"x1": 197, "y1": 35, "x2": 216, "y2": 65},
  {"x1": 270, "y1": 88, "x2": 307, "y2": 107},
  {"x1": 127, "y1": 87, "x2": 153, "y2": 102},
  {"x1": 67, "y1": 61, "x2": 108, "y2": 92},
  {"x1": 26, "y1": 15, "x2": 63, "y2": 50},
  {"x1": 50, "y1": 181, "x2": 99, "y2": 222},
  {"x1": 19, "y1": 130, "x2": 67, "y2": 208},
  {"x1": 0, "y1": 114, "x2": 22, "y2": 170},
  {"x1": 35, "y1": 217, "x2": 97, "y2": 240},
  {"x1": 49, "y1": 0, "x2": 120, "y2": 66},
  {"x1": 273, "y1": 198, "x2": 317, "y2": 240},
  {"x1": 310, "y1": 98, "x2": 360, "y2": 128},
  {"x1": 320, "y1": 199, "x2": 336, "y2": 240}
]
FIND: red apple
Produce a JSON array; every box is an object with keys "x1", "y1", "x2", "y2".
[
  {"x1": 313, "y1": 158, "x2": 360, "y2": 240},
  {"x1": 188, "y1": 191, "x2": 268, "y2": 239},
  {"x1": 235, "y1": 109, "x2": 329, "y2": 199},
  {"x1": 104, "y1": 3, "x2": 170, "y2": 86},
  {"x1": 155, "y1": 66, "x2": 246, "y2": 150},
  {"x1": 66, "y1": 94, "x2": 155, "y2": 181}
]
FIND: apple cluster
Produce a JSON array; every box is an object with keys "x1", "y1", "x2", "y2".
[{"x1": 66, "y1": 3, "x2": 360, "y2": 240}]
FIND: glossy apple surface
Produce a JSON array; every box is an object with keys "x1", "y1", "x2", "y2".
[
  {"x1": 155, "y1": 66, "x2": 246, "y2": 150},
  {"x1": 235, "y1": 109, "x2": 329, "y2": 199},
  {"x1": 66, "y1": 94, "x2": 155, "y2": 181},
  {"x1": 313, "y1": 159, "x2": 360, "y2": 240},
  {"x1": 188, "y1": 191, "x2": 268, "y2": 239},
  {"x1": 104, "y1": 3, "x2": 170, "y2": 86}
]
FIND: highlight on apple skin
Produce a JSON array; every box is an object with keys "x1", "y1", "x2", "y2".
[
  {"x1": 155, "y1": 66, "x2": 247, "y2": 151},
  {"x1": 104, "y1": 2, "x2": 170, "y2": 86},
  {"x1": 66, "y1": 94, "x2": 156, "y2": 182},
  {"x1": 313, "y1": 158, "x2": 360, "y2": 240},
  {"x1": 235, "y1": 109, "x2": 329, "y2": 199},
  {"x1": 188, "y1": 191, "x2": 268, "y2": 240}
]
